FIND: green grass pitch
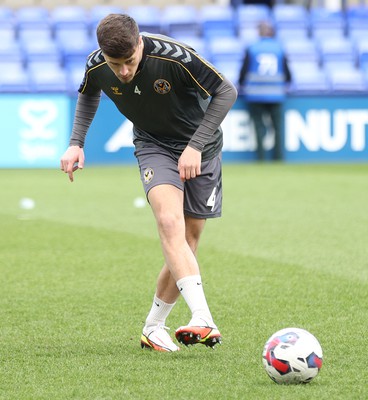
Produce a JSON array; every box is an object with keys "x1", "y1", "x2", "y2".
[{"x1": 0, "y1": 163, "x2": 367, "y2": 399}]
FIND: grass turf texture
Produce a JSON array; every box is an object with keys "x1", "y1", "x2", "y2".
[{"x1": 0, "y1": 163, "x2": 367, "y2": 400}]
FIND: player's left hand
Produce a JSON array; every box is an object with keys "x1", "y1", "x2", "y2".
[{"x1": 178, "y1": 146, "x2": 201, "y2": 182}]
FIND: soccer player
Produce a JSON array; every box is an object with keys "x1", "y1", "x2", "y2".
[{"x1": 60, "y1": 14, "x2": 237, "y2": 352}]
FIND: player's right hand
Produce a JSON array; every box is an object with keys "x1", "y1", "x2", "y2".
[{"x1": 60, "y1": 145, "x2": 85, "y2": 182}]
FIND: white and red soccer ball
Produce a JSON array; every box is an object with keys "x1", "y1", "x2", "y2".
[{"x1": 262, "y1": 327, "x2": 323, "y2": 384}]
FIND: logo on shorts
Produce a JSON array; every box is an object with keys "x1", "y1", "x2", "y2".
[
  {"x1": 143, "y1": 168, "x2": 154, "y2": 184},
  {"x1": 153, "y1": 79, "x2": 171, "y2": 94}
]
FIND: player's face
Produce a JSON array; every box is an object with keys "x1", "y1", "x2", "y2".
[{"x1": 104, "y1": 37, "x2": 143, "y2": 84}]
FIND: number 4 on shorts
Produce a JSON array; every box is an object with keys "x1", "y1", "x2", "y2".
[{"x1": 206, "y1": 187, "x2": 216, "y2": 211}]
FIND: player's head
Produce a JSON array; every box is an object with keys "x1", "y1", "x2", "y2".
[
  {"x1": 97, "y1": 14, "x2": 140, "y2": 59},
  {"x1": 258, "y1": 21, "x2": 275, "y2": 38},
  {"x1": 97, "y1": 14, "x2": 143, "y2": 84}
]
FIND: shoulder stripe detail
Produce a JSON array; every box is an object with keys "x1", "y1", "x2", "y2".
[
  {"x1": 145, "y1": 34, "x2": 222, "y2": 78},
  {"x1": 151, "y1": 40, "x2": 192, "y2": 64},
  {"x1": 86, "y1": 49, "x2": 104, "y2": 69}
]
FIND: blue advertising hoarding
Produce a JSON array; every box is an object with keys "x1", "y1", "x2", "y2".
[
  {"x1": 0, "y1": 94, "x2": 70, "y2": 168},
  {"x1": 82, "y1": 95, "x2": 368, "y2": 164},
  {"x1": 73, "y1": 96, "x2": 137, "y2": 165},
  {"x1": 0, "y1": 94, "x2": 367, "y2": 167},
  {"x1": 284, "y1": 96, "x2": 368, "y2": 162}
]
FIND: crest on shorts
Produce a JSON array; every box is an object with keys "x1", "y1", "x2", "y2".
[
  {"x1": 143, "y1": 168, "x2": 154, "y2": 184},
  {"x1": 153, "y1": 79, "x2": 171, "y2": 94}
]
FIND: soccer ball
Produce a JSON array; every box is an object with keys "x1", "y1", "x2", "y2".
[{"x1": 262, "y1": 327, "x2": 323, "y2": 384}]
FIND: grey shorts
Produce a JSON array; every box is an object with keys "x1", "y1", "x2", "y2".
[{"x1": 135, "y1": 144, "x2": 222, "y2": 219}]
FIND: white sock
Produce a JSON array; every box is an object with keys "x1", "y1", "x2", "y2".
[
  {"x1": 144, "y1": 294, "x2": 175, "y2": 330},
  {"x1": 176, "y1": 275, "x2": 214, "y2": 326}
]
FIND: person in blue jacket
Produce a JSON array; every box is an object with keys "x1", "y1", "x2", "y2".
[{"x1": 238, "y1": 21, "x2": 291, "y2": 161}]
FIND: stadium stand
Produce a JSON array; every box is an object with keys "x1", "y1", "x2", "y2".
[
  {"x1": 200, "y1": 4, "x2": 237, "y2": 39},
  {"x1": 90, "y1": 5, "x2": 125, "y2": 31},
  {"x1": 21, "y1": 36, "x2": 61, "y2": 64},
  {"x1": 208, "y1": 36, "x2": 245, "y2": 65},
  {"x1": 50, "y1": 5, "x2": 89, "y2": 30},
  {"x1": 318, "y1": 36, "x2": 356, "y2": 64},
  {"x1": 0, "y1": 61, "x2": 30, "y2": 92},
  {"x1": 272, "y1": 4, "x2": 309, "y2": 31},
  {"x1": 329, "y1": 67, "x2": 367, "y2": 92},
  {"x1": 161, "y1": 5, "x2": 201, "y2": 38},
  {"x1": 126, "y1": 6, "x2": 161, "y2": 34},
  {"x1": 28, "y1": 60, "x2": 69, "y2": 92},
  {"x1": 237, "y1": 3, "x2": 271, "y2": 30},
  {"x1": 0, "y1": 2, "x2": 368, "y2": 93},
  {"x1": 309, "y1": 7, "x2": 346, "y2": 33},
  {"x1": 282, "y1": 38, "x2": 320, "y2": 63},
  {"x1": 357, "y1": 39, "x2": 368, "y2": 69},
  {"x1": 174, "y1": 35, "x2": 209, "y2": 60},
  {"x1": 346, "y1": 3, "x2": 368, "y2": 30},
  {"x1": 0, "y1": 39, "x2": 23, "y2": 63},
  {"x1": 289, "y1": 68, "x2": 331, "y2": 93},
  {"x1": 237, "y1": 4, "x2": 270, "y2": 45}
]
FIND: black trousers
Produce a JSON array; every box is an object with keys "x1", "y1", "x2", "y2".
[{"x1": 248, "y1": 102, "x2": 283, "y2": 161}]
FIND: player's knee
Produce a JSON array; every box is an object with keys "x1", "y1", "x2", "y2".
[{"x1": 156, "y1": 212, "x2": 183, "y2": 239}]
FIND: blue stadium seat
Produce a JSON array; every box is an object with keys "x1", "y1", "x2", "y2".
[
  {"x1": 28, "y1": 61, "x2": 68, "y2": 93},
  {"x1": 161, "y1": 5, "x2": 201, "y2": 38},
  {"x1": 283, "y1": 38, "x2": 319, "y2": 63},
  {"x1": 357, "y1": 40, "x2": 368, "y2": 69},
  {"x1": 236, "y1": 4, "x2": 271, "y2": 45},
  {"x1": 277, "y1": 27, "x2": 309, "y2": 42},
  {"x1": 21, "y1": 36, "x2": 61, "y2": 64},
  {"x1": 309, "y1": 8, "x2": 345, "y2": 32},
  {"x1": 362, "y1": 63, "x2": 368, "y2": 86},
  {"x1": 0, "y1": 62, "x2": 30, "y2": 93},
  {"x1": 127, "y1": 6, "x2": 161, "y2": 34},
  {"x1": 212, "y1": 60, "x2": 242, "y2": 85},
  {"x1": 272, "y1": 4, "x2": 309, "y2": 31},
  {"x1": 0, "y1": 6, "x2": 14, "y2": 29},
  {"x1": 289, "y1": 67, "x2": 330, "y2": 93},
  {"x1": 329, "y1": 68, "x2": 367, "y2": 92},
  {"x1": 27, "y1": 59, "x2": 61, "y2": 72},
  {"x1": 66, "y1": 63, "x2": 85, "y2": 93},
  {"x1": 238, "y1": 27, "x2": 259, "y2": 47},
  {"x1": 15, "y1": 6, "x2": 50, "y2": 30},
  {"x1": 174, "y1": 36, "x2": 208, "y2": 59},
  {"x1": 237, "y1": 4, "x2": 271, "y2": 30},
  {"x1": 0, "y1": 39, "x2": 23, "y2": 63},
  {"x1": 288, "y1": 60, "x2": 321, "y2": 75},
  {"x1": 309, "y1": 7, "x2": 346, "y2": 41},
  {"x1": 55, "y1": 27, "x2": 94, "y2": 68},
  {"x1": 208, "y1": 36, "x2": 245, "y2": 65},
  {"x1": 51, "y1": 6, "x2": 89, "y2": 31},
  {"x1": 0, "y1": 26, "x2": 15, "y2": 43},
  {"x1": 318, "y1": 37, "x2": 355, "y2": 64},
  {"x1": 90, "y1": 5, "x2": 125, "y2": 31},
  {"x1": 0, "y1": 6, "x2": 13, "y2": 18},
  {"x1": 200, "y1": 5, "x2": 237, "y2": 39},
  {"x1": 208, "y1": 36, "x2": 245, "y2": 84},
  {"x1": 312, "y1": 26, "x2": 346, "y2": 43},
  {"x1": 18, "y1": 26, "x2": 53, "y2": 44},
  {"x1": 323, "y1": 60, "x2": 357, "y2": 75},
  {"x1": 346, "y1": 5, "x2": 368, "y2": 31},
  {"x1": 348, "y1": 27, "x2": 368, "y2": 46}
]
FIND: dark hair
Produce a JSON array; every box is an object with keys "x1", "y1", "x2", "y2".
[{"x1": 97, "y1": 14, "x2": 140, "y2": 59}]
